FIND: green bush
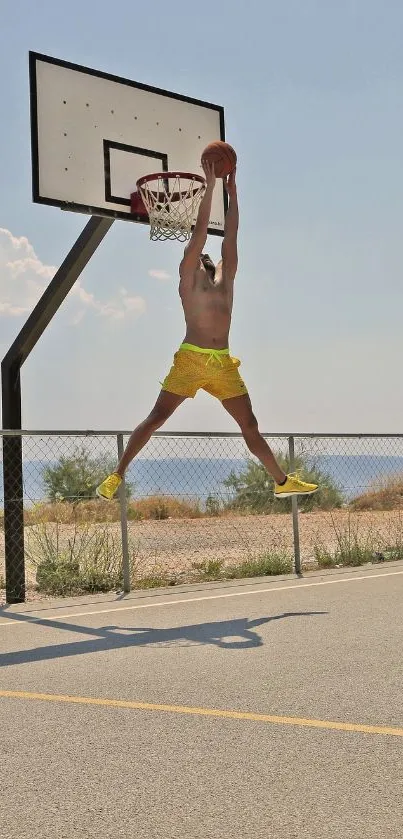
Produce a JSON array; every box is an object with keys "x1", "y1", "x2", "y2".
[
  {"x1": 223, "y1": 453, "x2": 343, "y2": 514},
  {"x1": 376, "y1": 547, "x2": 403, "y2": 561},
  {"x1": 225, "y1": 553, "x2": 293, "y2": 578},
  {"x1": 313, "y1": 509, "x2": 403, "y2": 569},
  {"x1": 191, "y1": 559, "x2": 225, "y2": 580},
  {"x1": 313, "y1": 546, "x2": 337, "y2": 569},
  {"x1": 191, "y1": 552, "x2": 292, "y2": 582},
  {"x1": 314, "y1": 542, "x2": 373, "y2": 568},
  {"x1": 42, "y1": 446, "x2": 133, "y2": 503},
  {"x1": 133, "y1": 575, "x2": 175, "y2": 589},
  {"x1": 27, "y1": 512, "x2": 132, "y2": 596},
  {"x1": 314, "y1": 513, "x2": 377, "y2": 568},
  {"x1": 36, "y1": 557, "x2": 121, "y2": 596}
]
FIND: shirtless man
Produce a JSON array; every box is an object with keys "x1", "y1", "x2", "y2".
[{"x1": 96, "y1": 160, "x2": 317, "y2": 500}]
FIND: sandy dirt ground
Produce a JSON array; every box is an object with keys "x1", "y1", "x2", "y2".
[{"x1": 1, "y1": 509, "x2": 402, "y2": 602}]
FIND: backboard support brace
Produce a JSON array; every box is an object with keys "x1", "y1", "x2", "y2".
[{"x1": 1, "y1": 216, "x2": 113, "y2": 603}]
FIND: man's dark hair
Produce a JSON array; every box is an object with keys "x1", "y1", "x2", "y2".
[{"x1": 201, "y1": 253, "x2": 216, "y2": 279}]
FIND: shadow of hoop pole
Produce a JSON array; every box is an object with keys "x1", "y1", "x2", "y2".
[{"x1": 1, "y1": 216, "x2": 114, "y2": 603}]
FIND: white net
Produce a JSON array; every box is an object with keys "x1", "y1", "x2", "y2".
[{"x1": 137, "y1": 172, "x2": 206, "y2": 242}]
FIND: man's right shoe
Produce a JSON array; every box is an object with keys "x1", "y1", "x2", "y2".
[
  {"x1": 274, "y1": 474, "x2": 318, "y2": 499},
  {"x1": 96, "y1": 472, "x2": 122, "y2": 500}
]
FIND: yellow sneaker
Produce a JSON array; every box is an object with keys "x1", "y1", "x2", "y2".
[
  {"x1": 274, "y1": 474, "x2": 318, "y2": 499},
  {"x1": 96, "y1": 472, "x2": 122, "y2": 500}
]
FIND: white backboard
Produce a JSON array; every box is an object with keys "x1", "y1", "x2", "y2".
[{"x1": 29, "y1": 52, "x2": 226, "y2": 235}]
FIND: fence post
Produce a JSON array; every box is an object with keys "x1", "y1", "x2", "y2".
[
  {"x1": 117, "y1": 434, "x2": 131, "y2": 593},
  {"x1": 288, "y1": 436, "x2": 302, "y2": 575},
  {"x1": 2, "y1": 429, "x2": 25, "y2": 603}
]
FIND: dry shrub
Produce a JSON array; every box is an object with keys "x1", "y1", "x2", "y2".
[
  {"x1": 350, "y1": 476, "x2": 403, "y2": 511},
  {"x1": 4, "y1": 496, "x2": 204, "y2": 527},
  {"x1": 24, "y1": 499, "x2": 121, "y2": 525},
  {"x1": 129, "y1": 495, "x2": 202, "y2": 520}
]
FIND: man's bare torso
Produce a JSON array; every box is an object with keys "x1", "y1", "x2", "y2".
[{"x1": 179, "y1": 260, "x2": 234, "y2": 349}]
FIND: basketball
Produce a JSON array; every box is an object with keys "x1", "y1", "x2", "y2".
[{"x1": 201, "y1": 141, "x2": 237, "y2": 178}]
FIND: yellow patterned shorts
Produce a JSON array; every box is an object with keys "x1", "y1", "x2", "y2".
[{"x1": 161, "y1": 342, "x2": 248, "y2": 401}]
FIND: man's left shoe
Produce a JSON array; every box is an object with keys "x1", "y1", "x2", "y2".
[
  {"x1": 274, "y1": 475, "x2": 318, "y2": 499},
  {"x1": 96, "y1": 472, "x2": 122, "y2": 500}
]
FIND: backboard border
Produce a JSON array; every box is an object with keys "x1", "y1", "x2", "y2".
[
  {"x1": 103, "y1": 140, "x2": 168, "y2": 207},
  {"x1": 29, "y1": 51, "x2": 228, "y2": 236}
]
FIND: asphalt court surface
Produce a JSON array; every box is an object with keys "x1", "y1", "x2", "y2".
[{"x1": 1, "y1": 563, "x2": 402, "y2": 838}]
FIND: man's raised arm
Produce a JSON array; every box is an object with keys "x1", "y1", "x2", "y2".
[
  {"x1": 221, "y1": 169, "x2": 238, "y2": 282},
  {"x1": 179, "y1": 159, "x2": 216, "y2": 278}
]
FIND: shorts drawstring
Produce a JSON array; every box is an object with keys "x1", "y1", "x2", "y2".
[{"x1": 205, "y1": 350, "x2": 225, "y2": 367}]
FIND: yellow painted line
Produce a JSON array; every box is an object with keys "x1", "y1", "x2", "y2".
[
  {"x1": 0, "y1": 690, "x2": 402, "y2": 738},
  {"x1": 0, "y1": 569, "x2": 402, "y2": 628}
]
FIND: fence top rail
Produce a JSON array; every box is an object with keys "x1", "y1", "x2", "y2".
[{"x1": 1, "y1": 429, "x2": 403, "y2": 440}]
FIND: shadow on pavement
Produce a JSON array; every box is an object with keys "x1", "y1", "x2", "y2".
[{"x1": 0, "y1": 610, "x2": 328, "y2": 667}]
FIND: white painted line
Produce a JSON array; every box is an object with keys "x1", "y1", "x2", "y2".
[{"x1": 0, "y1": 569, "x2": 402, "y2": 628}]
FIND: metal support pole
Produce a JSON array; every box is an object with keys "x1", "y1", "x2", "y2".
[
  {"x1": 117, "y1": 434, "x2": 131, "y2": 593},
  {"x1": 288, "y1": 435, "x2": 302, "y2": 576},
  {"x1": 1, "y1": 216, "x2": 114, "y2": 603},
  {"x1": 1, "y1": 363, "x2": 24, "y2": 602}
]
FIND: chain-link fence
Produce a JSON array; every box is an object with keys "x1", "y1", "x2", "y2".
[{"x1": 1, "y1": 430, "x2": 403, "y2": 602}]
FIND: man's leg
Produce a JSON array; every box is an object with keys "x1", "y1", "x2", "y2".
[
  {"x1": 116, "y1": 390, "x2": 186, "y2": 477},
  {"x1": 221, "y1": 394, "x2": 318, "y2": 497},
  {"x1": 221, "y1": 395, "x2": 286, "y2": 484},
  {"x1": 96, "y1": 390, "x2": 186, "y2": 499}
]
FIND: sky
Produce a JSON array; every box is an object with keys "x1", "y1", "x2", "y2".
[{"x1": 1, "y1": 0, "x2": 403, "y2": 434}]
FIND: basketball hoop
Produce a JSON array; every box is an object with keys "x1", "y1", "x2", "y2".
[{"x1": 134, "y1": 172, "x2": 206, "y2": 242}]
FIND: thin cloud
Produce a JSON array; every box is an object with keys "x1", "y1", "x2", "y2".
[
  {"x1": 70, "y1": 281, "x2": 146, "y2": 321},
  {"x1": 0, "y1": 301, "x2": 30, "y2": 317},
  {"x1": 148, "y1": 268, "x2": 171, "y2": 281},
  {"x1": 0, "y1": 227, "x2": 55, "y2": 317},
  {"x1": 122, "y1": 293, "x2": 146, "y2": 313}
]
